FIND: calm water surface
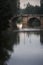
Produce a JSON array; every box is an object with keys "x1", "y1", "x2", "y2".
[{"x1": 7, "y1": 29, "x2": 43, "y2": 65}]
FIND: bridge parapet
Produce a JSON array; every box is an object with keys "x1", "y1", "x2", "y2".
[{"x1": 21, "y1": 14, "x2": 43, "y2": 17}]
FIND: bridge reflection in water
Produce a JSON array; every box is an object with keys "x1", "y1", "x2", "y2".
[{"x1": 13, "y1": 28, "x2": 43, "y2": 44}]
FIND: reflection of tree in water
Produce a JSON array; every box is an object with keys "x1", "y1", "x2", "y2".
[
  {"x1": 26, "y1": 31, "x2": 43, "y2": 45},
  {"x1": 40, "y1": 30, "x2": 43, "y2": 44},
  {"x1": 0, "y1": 31, "x2": 19, "y2": 65},
  {"x1": 26, "y1": 31, "x2": 40, "y2": 37}
]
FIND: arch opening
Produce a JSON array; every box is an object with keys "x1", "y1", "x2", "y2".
[{"x1": 28, "y1": 17, "x2": 40, "y2": 27}]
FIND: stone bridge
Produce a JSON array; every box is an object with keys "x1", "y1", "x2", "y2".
[
  {"x1": 21, "y1": 14, "x2": 43, "y2": 28},
  {"x1": 10, "y1": 14, "x2": 43, "y2": 28}
]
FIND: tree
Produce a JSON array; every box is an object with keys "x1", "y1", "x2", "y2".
[
  {"x1": 0, "y1": 0, "x2": 12, "y2": 31},
  {"x1": 0, "y1": 0, "x2": 20, "y2": 31},
  {"x1": 9, "y1": 0, "x2": 20, "y2": 15}
]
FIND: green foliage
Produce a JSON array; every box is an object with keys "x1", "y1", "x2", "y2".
[
  {"x1": 0, "y1": 0, "x2": 19, "y2": 31},
  {"x1": 0, "y1": 0, "x2": 12, "y2": 31}
]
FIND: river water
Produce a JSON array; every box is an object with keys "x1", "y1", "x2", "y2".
[{"x1": 6, "y1": 28, "x2": 43, "y2": 65}]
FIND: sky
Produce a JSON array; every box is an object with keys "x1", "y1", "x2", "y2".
[{"x1": 20, "y1": 0, "x2": 40, "y2": 9}]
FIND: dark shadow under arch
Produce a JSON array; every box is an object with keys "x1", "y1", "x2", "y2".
[{"x1": 28, "y1": 17, "x2": 40, "y2": 27}]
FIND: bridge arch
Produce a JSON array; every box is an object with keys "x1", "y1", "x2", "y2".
[{"x1": 28, "y1": 17, "x2": 40, "y2": 27}]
